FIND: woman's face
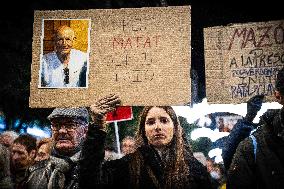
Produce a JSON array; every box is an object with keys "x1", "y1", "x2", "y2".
[{"x1": 144, "y1": 107, "x2": 174, "y2": 148}]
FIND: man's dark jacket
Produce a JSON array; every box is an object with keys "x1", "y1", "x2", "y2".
[{"x1": 227, "y1": 109, "x2": 284, "y2": 189}]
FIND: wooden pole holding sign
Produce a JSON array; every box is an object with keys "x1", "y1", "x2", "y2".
[
  {"x1": 106, "y1": 107, "x2": 133, "y2": 155},
  {"x1": 114, "y1": 121, "x2": 121, "y2": 156}
]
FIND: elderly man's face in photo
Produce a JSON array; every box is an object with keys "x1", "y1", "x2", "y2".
[
  {"x1": 51, "y1": 117, "x2": 86, "y2": 154},
  {"x1": 54, "y1": 26, "x2": 75, "y2": 56}
]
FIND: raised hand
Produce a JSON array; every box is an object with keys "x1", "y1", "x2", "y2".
[
  {"x1": 245, "y1": 94, "x2": 265, "y2": 122},
  {"x1": 89, "y1": 94, "x2": 121, "y2": 126}
]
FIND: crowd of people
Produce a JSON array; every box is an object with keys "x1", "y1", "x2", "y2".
[
  {"x1": 0, "y1": 68, "x2": 283, "y2": 189},
  {"x1": 0, "y1": 106, "x2": 138, "y2": 189}
]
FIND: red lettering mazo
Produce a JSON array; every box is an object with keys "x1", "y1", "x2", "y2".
[{"x1": 227, "y1": 22, "x2": 284, "y2": 50}]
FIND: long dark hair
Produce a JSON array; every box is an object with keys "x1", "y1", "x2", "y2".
[{"x1": 135, "y1": 106, "x2": 191, "y2": 188}]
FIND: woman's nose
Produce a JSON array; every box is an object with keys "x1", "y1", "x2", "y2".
[{"x1": 154, "y1": 123, "x2": 162, "y2": 131}]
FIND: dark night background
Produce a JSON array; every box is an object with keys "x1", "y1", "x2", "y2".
[{"x1": 0, "y1": 0, "x2": 283, "y2": 130}]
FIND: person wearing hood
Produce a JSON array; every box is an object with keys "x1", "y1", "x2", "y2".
[
  {"x1": 227, "y1": 67, "x2": 284, "y2": 189},
  {"x1": 79, "y1": 94, "x2": 213, "y2": 189},
  {"x1": 215, "y1": 94, "x2": 265, "y2": 171}
]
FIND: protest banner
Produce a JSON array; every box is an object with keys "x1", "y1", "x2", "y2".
[
  {"x1": 204, "y1": 20, "x2": 284, "y2": 104},
  {"x1": 30, "y1": 6, "x2": 191, "y2": 107}
]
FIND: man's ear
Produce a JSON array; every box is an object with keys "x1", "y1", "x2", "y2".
[{"x1": 81, "y1": 125, "x2": 88, "y2": 138}]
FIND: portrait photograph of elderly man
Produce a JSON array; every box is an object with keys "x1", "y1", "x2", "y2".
[{"x1": 39, "y1": 19, "x2": 90, "y2": 88}]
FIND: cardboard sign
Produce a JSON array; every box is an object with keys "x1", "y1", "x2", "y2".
[
  {"x1": 106, "y1": 106, "x2": 133, "y2": 123},
  {"x1": 29, "y1": 6, "x2": 191, "y2": 108},
  {"x1": 204, "y1": 20, "x2": 284, "y2": 104}
]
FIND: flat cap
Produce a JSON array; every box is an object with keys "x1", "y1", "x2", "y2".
[{"x1": 47, "y1": 107, "x2": 89, "y2": 123}]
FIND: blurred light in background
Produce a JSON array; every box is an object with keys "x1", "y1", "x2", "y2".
[
  {"x1": 208, "y1": 148, "x2": 223, "y2": 163},
  {"x1": 190, "y1": 127, "x2": 229, "y2": 142},
  {"x1": 173, "y1": 98, "x2": 282, "y2": 124},
  {"x1": 0, "y1": 116, "x2": 5, "y2": 130},
  {"x1": 173, "y1": 98, "x2": 282, "y2": 164},
  {"x1": 27, "y1": 126, "x2": 51, "y2": 138}
]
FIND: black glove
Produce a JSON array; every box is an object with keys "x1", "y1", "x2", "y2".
[{"x1": 245, "y1": 94, "x2": 264, "y2": 122}]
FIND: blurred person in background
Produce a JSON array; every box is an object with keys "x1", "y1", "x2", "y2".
[
  {"x1": 10, "y1": 134, "x2": 37, "y2": 188},
  {"x1": 121, "y1": 136, "x2": 136, "y2": 156},
  {"x1": 213, "y1": 94, "x2": 265, "y2": 170},
  {"x1": 217, "y1": 117, "x2": 225, "y2": 132},
  {"x1": 0, "y1": 131, "x2": 19, "y2": 149},
  {"x1": 35, "y1": 137, "x2": 53, "y2": 162},
  {"x1": 0, "y1": 144, "x2": 13, "y2": 189},
  {"x1": 104, "y1": 146, "x2": 120, "y2": 161}
]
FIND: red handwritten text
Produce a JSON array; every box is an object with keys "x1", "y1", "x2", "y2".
[
  {"x1": 227, "y1": 23, "x2": 284, "y2": 50},
  {"x1": 112, "y1": 35, "x2": 161, "y2": 50}
]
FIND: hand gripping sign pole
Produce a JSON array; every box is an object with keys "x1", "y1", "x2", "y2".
[{"x1": 106, "y1": 107, "x2": 133, "y2": 156}]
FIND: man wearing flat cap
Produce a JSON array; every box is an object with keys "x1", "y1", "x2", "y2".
[
  {"x1": 24, "y1": 107, "x2": 89, "y2": 189},
  {"x1": 48, "y1": 108, "x2": 89, "y2": 157}
]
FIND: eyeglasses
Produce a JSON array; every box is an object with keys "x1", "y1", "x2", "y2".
[
  {"x1": 51, "y1": 122, "x2": 77, "y2": 132},
  {"x1": 63, "y1": 67, "x2": 69, "y2": 84}
]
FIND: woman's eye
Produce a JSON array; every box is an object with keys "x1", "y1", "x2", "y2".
[
  {"x1": 160, "y1": 117, "x2": 169, "y2": 124},
  {"x1": 146, "y1": 119, "x2": 155, "y2": 125}
]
